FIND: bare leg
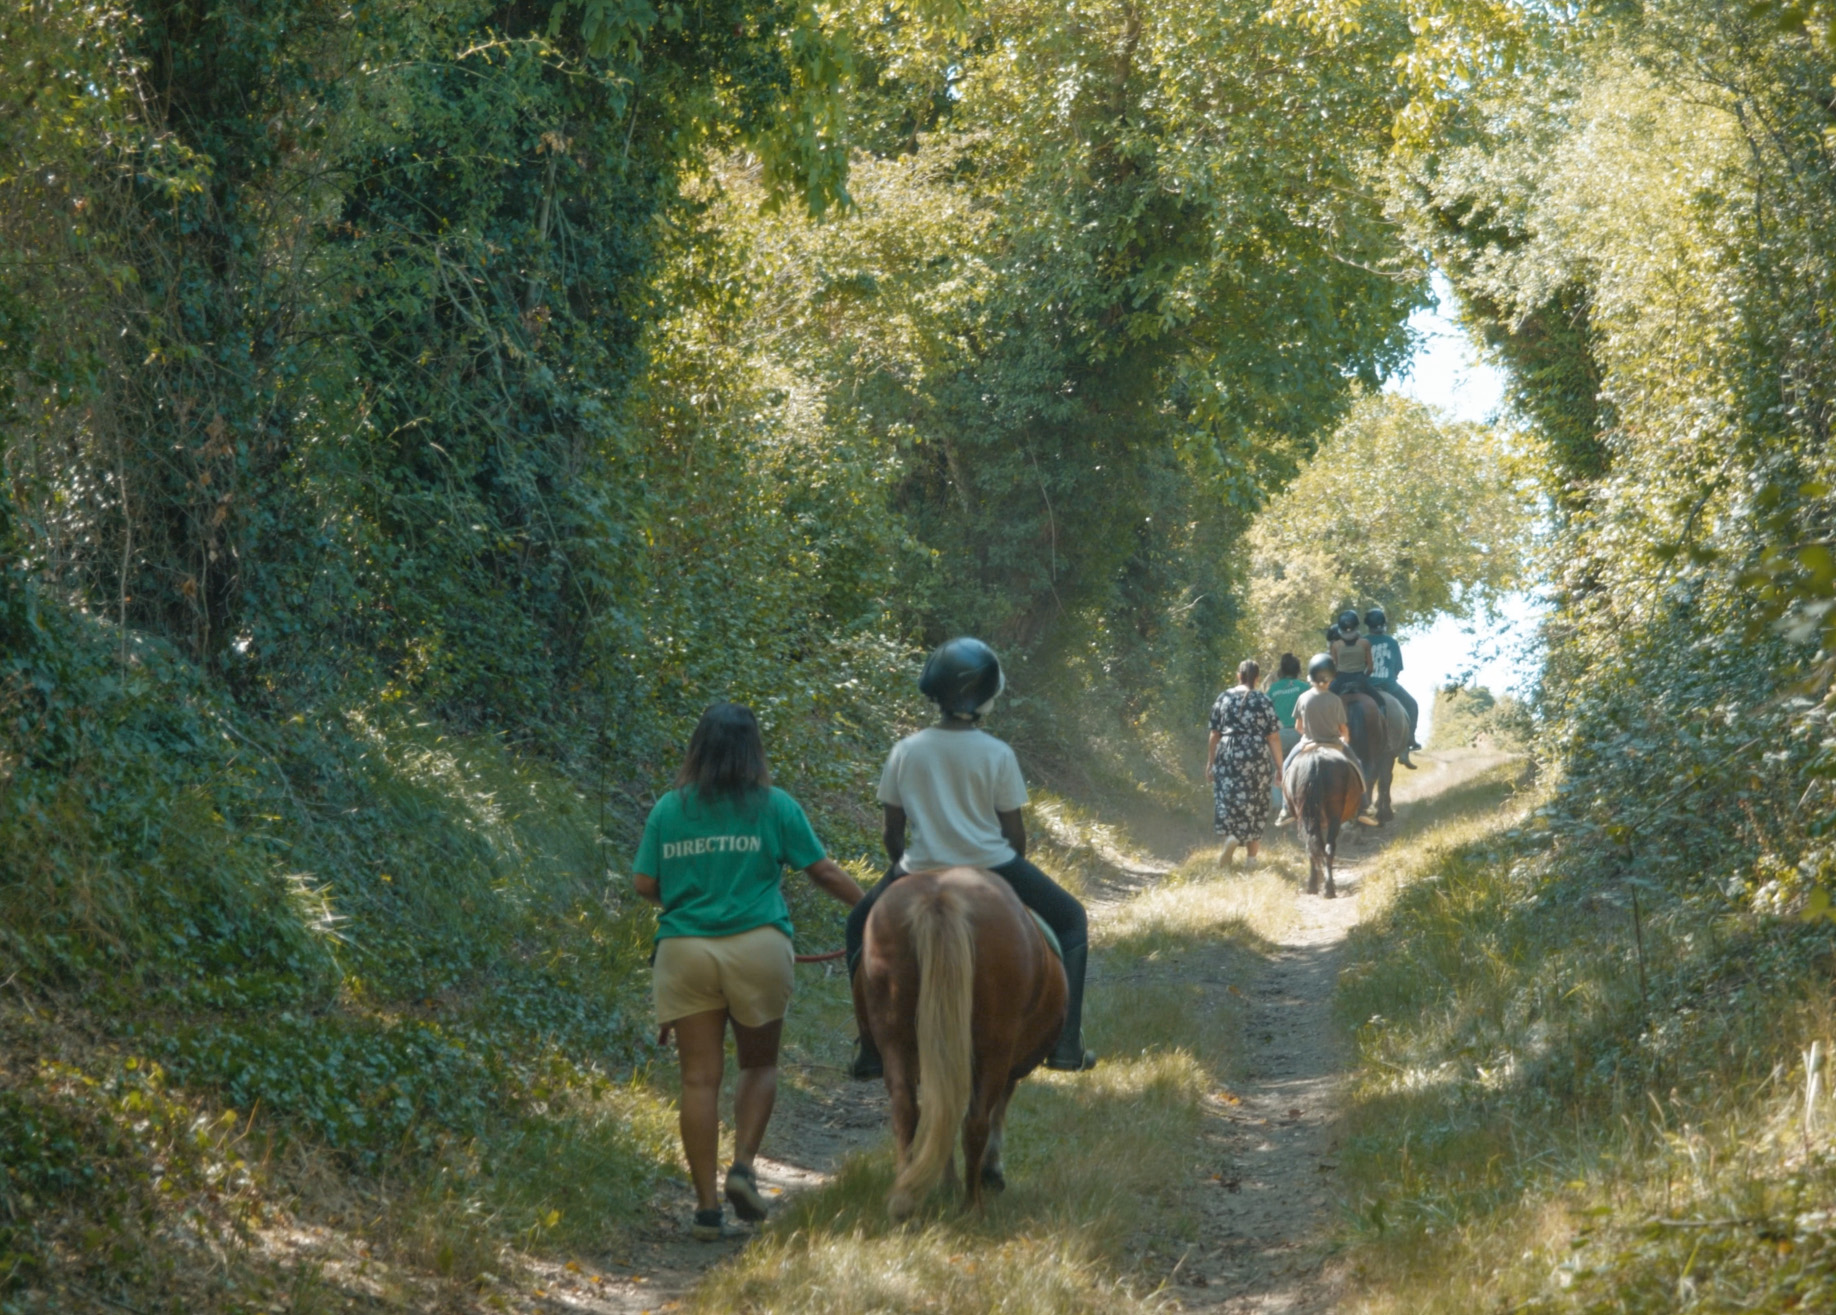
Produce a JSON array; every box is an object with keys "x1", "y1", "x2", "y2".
[
  {"x1": 1217, "y1": 842, "x2": 1239, "y2": 867},
  {"x1": 1246, "y1": 838, "x2": 1262, "y2": 859},
  {"x1": 671, "y1": 1009, "x2": 728, "y2": 1212},
  {"x1": 730, "y1": 1018, "x2": 783, "y2": 1171}
]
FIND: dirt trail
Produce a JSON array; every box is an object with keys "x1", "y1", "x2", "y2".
[
  {"x1": 503, "y1": 1088, "x2": 887, "y2": 1314},
  {"x1": 1162, "y1": 749, "x2": 1516, "y2": 1312},
  {"x1": 509, "y1": 749, "x2": 1510, "y2": 1315}
]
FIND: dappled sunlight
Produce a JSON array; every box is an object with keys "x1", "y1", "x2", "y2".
[
  {"x1": 693, "y1": 898, "x2": 1240, "y2": 1314},
  {"x1": 1097, "y1": 861, "x2": 1299, "y2": 959},
  {"x1": 1335, "y1": 770, "x2": 1836, "y2": 1314},
  {"x1": 693, "y1": 1227, "x2": 1154, "y2": 1315},
  {"x1": 693, "y1": 1043, "x2": 1210, "y2": 1313}
]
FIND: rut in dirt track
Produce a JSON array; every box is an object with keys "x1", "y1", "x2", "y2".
[{"x1": 1161, "y1": 750, "x2": 1515, "y2": 1312}]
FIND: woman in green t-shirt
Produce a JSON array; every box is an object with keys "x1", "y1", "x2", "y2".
[
  {"x1": 1264, "y1": 653, "x2": 1308, "y2": 816},
  {"x1": 633, "y1": 703, "x2": 863, "y2": 1241}
]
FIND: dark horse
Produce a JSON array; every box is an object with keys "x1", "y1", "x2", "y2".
[
  {"x1": 1284, "y1": 749, "x2": 1364, "y2": 897},
  {"x1": 1344, "y1": 691, "x2": 1408, "y2": 824},
  {"x1": 853, "y1": 867, "x2": 1067, "y2": 1217}
]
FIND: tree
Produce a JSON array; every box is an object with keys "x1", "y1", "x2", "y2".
[{"x1": 1245, "y1": 393, "x2": 1530, "y2": 660}]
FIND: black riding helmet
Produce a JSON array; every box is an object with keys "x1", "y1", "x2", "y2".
[
  {"x1": 919, "y1": 637, "x2": 1005, "y2": 719},
  {"x1": 1365, "y1": 607, "x2": 1387, "y2": 631},
  {"x1": 1336, "y1": 609, "x2": 1360, "y2": 634},
  {"x1": 1308, "y1": 652, "x2": 1337, "y2": 681}
]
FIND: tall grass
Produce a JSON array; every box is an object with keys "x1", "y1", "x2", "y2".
[{"x1": 1333, "y1": 763, "x2": 1836, "y2": 1313}]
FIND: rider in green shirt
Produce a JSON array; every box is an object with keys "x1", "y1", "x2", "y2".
[
  {"x1": 1265, "y1": 653, "x2": 1307, "y2": 820},
  {"x1": 1264, "y1": 652, "x2": 1308, "y2": 728}
]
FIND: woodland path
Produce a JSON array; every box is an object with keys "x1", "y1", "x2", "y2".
[
  {"x1": 1154, "y1": 751, "x2": 1511, "y2": 1311},
  {"x1": 500, "y1": 750, "x2": 1508, "y2": 1315}
]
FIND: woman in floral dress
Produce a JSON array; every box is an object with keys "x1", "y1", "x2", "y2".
[{"x1": 1206, "y1": 660, "x2": 1287, "y2": 865}]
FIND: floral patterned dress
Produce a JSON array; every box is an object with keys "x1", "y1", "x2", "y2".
[{"x1": 1209, "y1": 686, "x2": 1281, "y2": 843}]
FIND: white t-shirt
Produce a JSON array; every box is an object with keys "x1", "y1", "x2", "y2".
[{"x1": 877, "y1": 726, "x2": 1029, "y2": 872}]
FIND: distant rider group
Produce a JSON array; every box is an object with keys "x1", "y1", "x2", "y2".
[{"x1": 1206, "y1": 608, "x2": 1422, "y2": 867}]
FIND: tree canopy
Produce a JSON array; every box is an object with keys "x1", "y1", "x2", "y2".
[{"x1": 1245, "y1": 393, "x2": 1529, "y2": 660}]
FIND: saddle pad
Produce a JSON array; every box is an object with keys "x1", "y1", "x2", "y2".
[{"x1": 1030, "y1": 909, "x2": 1063, "y2": 961}]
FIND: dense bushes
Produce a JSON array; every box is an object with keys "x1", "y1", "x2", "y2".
[
  {"x1": 0, "y1": 586, "x2": 654, "y2": 1157},
  {"x1": 1, "y1": 0, "x2": 1461, "y2": 1298},
  {"x1": 1317, "y1": 4, "x2": 1836, "y2": 1307}
]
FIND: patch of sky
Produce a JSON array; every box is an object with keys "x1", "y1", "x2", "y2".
[{"x1": 1384, "y1": 271, "x2": 1544, "y2": 739}]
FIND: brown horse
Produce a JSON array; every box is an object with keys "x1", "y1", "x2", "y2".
[
  {"x1": 1283, "y1": 748, "x2": 1363, "y2": 897},
  {"x1": 853, "y1": 866, "x2": 1067, "y2": 1217},
  {"x1": 1344, "y1": 690, "x2": 1409, "y2": 824}
]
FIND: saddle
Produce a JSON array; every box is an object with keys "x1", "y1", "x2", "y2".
[
  {"x1": 1343, "y1": 689, "x2": 1380, "y2": 720},
  {"x1": 1029, "y1": 909, "x2": 1063, "y2": 961},
  {"x1": 1284, "y1": 741, "x2": 1366, "y2": 793}
]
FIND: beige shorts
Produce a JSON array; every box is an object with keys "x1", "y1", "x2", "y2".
[{"x1": 653, "y1": 925, "x2": 795, "y2": 1027}]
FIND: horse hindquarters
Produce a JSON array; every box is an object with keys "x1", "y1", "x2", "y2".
[{"x1": 886, "y1": 886, "x2": 976, "y2": 1219}]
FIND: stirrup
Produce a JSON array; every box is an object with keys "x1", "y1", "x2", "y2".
[{"x1": 1045, "y1": 1047, "x2": 1097, "y2": 1072}]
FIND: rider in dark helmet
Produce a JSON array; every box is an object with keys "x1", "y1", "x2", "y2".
[
  {"x1": 1362, "y1": 608, "x2": 1421, "y2": 768},
  {"x1": 844, "y1": 638, "x2": 1096, "y2": 1080},
  {"x1": 1328, "y1": 610, "x2": 1376, "y2": 703},
  {"x1": 1291, "y1": 654, "x2": 1357, "y2": 764}
]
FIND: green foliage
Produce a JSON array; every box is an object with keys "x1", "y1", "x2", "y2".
[
  {"x1": 1382, "y1": 0, "x2": 1836, "y2": 903},
  {"x1": 1427, "y1": 682, "x2": 1527, "y2": 751},
  {"x1": 0, "y1": 603, "x2": 666, "y2": 1172},
  {"x1": 162, "y1": 1016, "x2": 504, "y2": 1166},
  {"x1": 1338, "y1": 773, "x2": 1836, "y2": 1314},
  {"x1": 0, "y1": 1053, "x2": 255, "y2": 1301},
  {"x1": 1, "y1": 0, "x2": 870, "y2": 751},
  {"x1": 653, "y1": 0, "x2": 1429, "y2": 794},
  {"x1": 1246, "y1": 393, "x2": 1532, "y2": 659},
  {"x1": 0, "y1": 0, "x2": 1473, "y2": 1298}
]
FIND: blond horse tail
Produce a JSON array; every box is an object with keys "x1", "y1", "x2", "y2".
[{"x1": 887, "y1": 883, "x2": 975, "y2": 1218}]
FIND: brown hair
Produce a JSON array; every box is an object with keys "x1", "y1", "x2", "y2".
[
  {"x1": 676, "y1": 702, "x2": 770, "y2": 804},
  {"x1": 1237, "y1": 659, "x2": 1260, "y2": 686}
]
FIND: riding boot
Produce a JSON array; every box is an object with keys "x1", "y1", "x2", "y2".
[
  {"x1": 1046, "y1": 941, "x2": 1097, "y2": 1071},
  {"x1": 844, "y1": 948, "x2": 884, "y2": 1079},
  {"x1": 850, "y1": 1031, "x2": 883, "y2": 1081}
]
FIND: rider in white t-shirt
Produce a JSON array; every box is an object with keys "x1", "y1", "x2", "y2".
[{"x1": 844, "y1": 638, "x2": 1096, "y2": 1080}]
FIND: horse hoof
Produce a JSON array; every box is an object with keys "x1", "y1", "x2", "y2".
[
  {"x1": 980, "y1": 1165, "x2": 1007, "y2": 1194},
  {"x1": 887, "y1": 1190, "x2": 918, "y2": 1221},
  {"x1": 1325, "y1": 884, "x2": 1337, "y2": 899}
]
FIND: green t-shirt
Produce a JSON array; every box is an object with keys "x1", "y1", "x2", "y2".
[
  {"x1": 634, "y1": 786, "x2": 824, "y2": 941},
  {"x1": 1266, "y1": 678, "x2": 1308, "y2": 728}
]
